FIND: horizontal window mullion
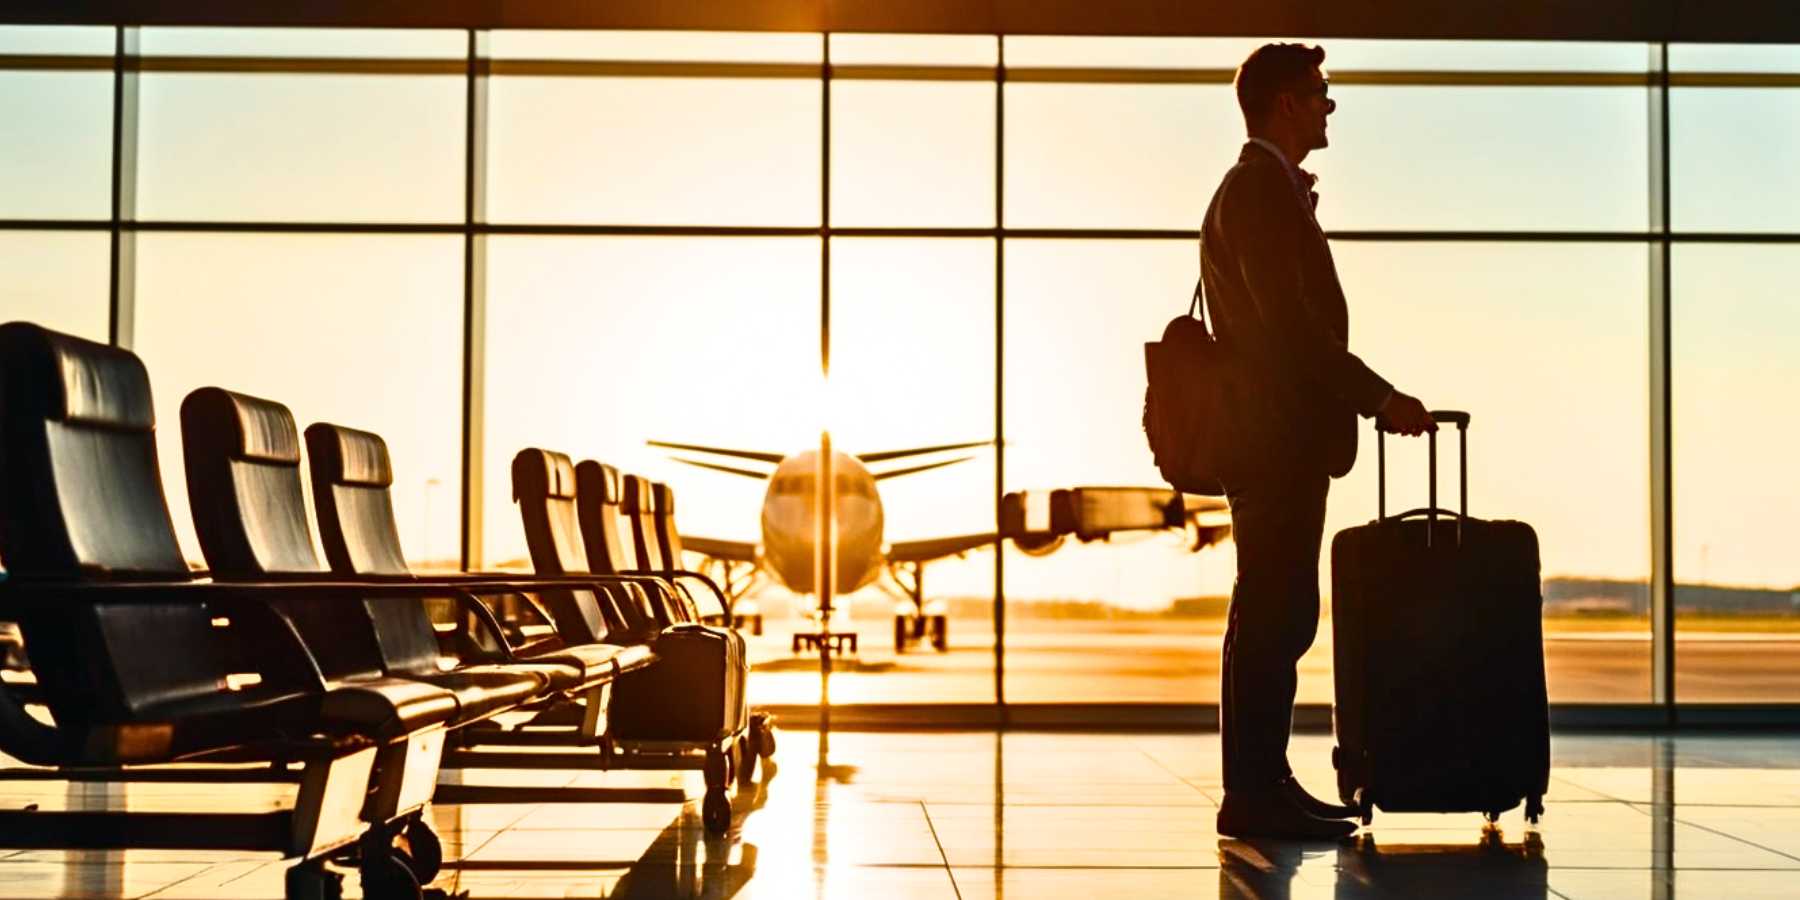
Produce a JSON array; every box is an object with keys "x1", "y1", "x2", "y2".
[
  {"x1": 13, "y1": 52, "x2": 1800, "y2": 89},
  {"x1": 11, "y1": 221, "x2": 1800, "y2": 242}
]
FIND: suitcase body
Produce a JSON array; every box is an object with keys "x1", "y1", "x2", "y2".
[
  {"x1": 609, "y1": 623, "x2": 749, "y2": 743},
  {"x1": 1330, "y1": 412, "x2": 1550, "y2": 822}
]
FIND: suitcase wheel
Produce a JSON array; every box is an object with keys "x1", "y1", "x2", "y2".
[
  {"x1": 1525, "y1": 795, "x2": 1544, "y2": 825},
  {"x1": 1353, "y1": 788, "x2": 1373, "y2": 827},
  {"x1": 1483, "y1": 810, "x2": 1502, "y2": 825},
  {"x1": 751, "y1": 713, "x2": 777, "y2": 759},
  {"x1": 702, "y1": 788, "x2": 731, "y2": 834}
]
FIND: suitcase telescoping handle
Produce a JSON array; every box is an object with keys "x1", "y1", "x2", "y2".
[{"x1": 1377, "y1": 410, "x2": 1470, "y2": 548}]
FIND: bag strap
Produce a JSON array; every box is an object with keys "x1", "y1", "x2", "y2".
[{"x1": 1189, "y1": 243, "x2": 1212, "y2": 336}]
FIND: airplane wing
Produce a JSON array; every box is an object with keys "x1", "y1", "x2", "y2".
[
  {"x1": 647, "y1": 440, "x2": 785, "y2": 465},
  {"x1": 1006, "y1": 486, "x2": 1230, "y2": 548},
  {"x1": 671, "y1": 457, "x2": 771, "y2": 480},
  {"x1": 681, "y1": 535, "x2": 758, "y2": 563},
  {"x1": 857, "y1": 440, "x2": 991, "y2": 464},
  {"x1": 888, "y1": 488, "x2": 1229, "y2": 565},
  {"x1": 871, "y1": 455, "x2": 976, "y2": 481},
  {"x1": 887, "y1": 533, "x2": 998, "y2": 564}
]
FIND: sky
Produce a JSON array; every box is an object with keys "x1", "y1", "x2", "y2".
[{"x1": 2, "y1": 27, "x2": 1798, "y2": 608}]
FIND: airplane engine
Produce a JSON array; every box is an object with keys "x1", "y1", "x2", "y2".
[{"x1": 1013, "y1": 532, "x2": 1066, "y2": 557}]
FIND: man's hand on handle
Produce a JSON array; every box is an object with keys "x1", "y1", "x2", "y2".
[{"x1": 1376, "y1": 391, "x2": 1438, "y2": 436}]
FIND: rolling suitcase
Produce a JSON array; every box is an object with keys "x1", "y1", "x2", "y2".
[
  {"x1": 1330, "y1": 410, "x2": 1549, "y2": 825},
  {"x1": 608, "y1": 622, "x2": 749, "y2": 744}
]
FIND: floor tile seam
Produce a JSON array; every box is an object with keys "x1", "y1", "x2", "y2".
[
  {"x1": 894, "y1": 801, "x2": 1217, "y2": 808},
  {"x1": 1614, "y1": 798, "x2": 1800, "y2": 863},
  {"x1": 1136, "y1": 746, "x2": 1216, "y2": 796},
  {"x1": 454, "y1": 825, "x2": 511, "y2": 862},
  {"x1": 1657, "y1": 815, "x2": 1800, "y2": 865},
  {"x1": 918, "y1": 801, "x2": 964, "y2": 900},
  {"x1": 133, "y1": 861, "x2": 227, "y2": 900},
  {"x1": 1627, "y1": 801, "x2": 1800, "y2": 809},
  {"x1": 940, "y1": 863, "x2": 1222, "y2": 870}
]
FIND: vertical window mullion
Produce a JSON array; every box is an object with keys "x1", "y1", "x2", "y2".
[{"x1": 107, "y1": 26, "x2": 139, "y2": 348}]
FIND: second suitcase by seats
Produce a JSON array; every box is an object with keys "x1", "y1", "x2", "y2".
[
  {"x1": 1330, "y1": 410, "x2": 1549, "y2": 825},
  {"x1": 514, "y1": 450, "x2": 766, "y2": 834}
]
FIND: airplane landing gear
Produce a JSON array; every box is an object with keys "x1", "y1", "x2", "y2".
[{"x1": 889, "y1": 561, "x2": 949, "y2": 653}]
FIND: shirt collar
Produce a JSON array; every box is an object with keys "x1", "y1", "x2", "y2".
[{"x1": 1247, "y1": 137, "x2": 1304, "y2": 190}]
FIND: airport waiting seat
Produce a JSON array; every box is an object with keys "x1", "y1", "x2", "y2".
[
  {"x1": 298, "y1": 422, "x2": 661, "y2": 760},
  {"x1": 576, "y1": 468, "x2": 759, "y2": 691},
  {"x1": 0, "y1": 322, "x2": 452, "y2": 898},
  {"x1": 301, "y1": 420, "x2": 654, "y2": 685},
  {"x1": 573, "y1": 461, "x2": 701, "y2": 628},
  {"x1": 574, "y1": 463, "x2": 755, "y2": 632},
  {"x1": 649, "y1": 478, "x2": 765, "y2": 634},
  {"x1": 516, "y1": 448, "x2": 774, "y2": 834},
  {"x1": 179, "y1": 387, "x2": 567, "y2": 726}
]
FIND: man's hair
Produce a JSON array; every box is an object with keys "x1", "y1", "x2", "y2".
[{"x1": 1235, "y1": 43, "x2": 1326, "y2": 129}]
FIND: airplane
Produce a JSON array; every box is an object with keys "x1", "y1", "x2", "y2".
[{"x1": 648, "y1": 437, "x2": 1233, "y2": 657}]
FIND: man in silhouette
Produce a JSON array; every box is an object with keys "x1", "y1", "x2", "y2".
[{"x1": 1203, "y1": 43, "x2": 1436, "y2": 839}]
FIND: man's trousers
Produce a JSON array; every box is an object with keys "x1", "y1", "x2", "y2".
[{"x1": 1219, "y1": 468, "x2": 1331, "y2": 794}]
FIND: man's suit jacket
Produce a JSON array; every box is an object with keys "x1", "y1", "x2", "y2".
[{"x1": 1201, "y1": 142, "x2": 1391, "y2": 479}]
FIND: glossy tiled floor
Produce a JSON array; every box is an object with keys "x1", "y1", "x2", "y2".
[{"x1": 5, "y1": 730, "x2": 1800, "y2": 898}]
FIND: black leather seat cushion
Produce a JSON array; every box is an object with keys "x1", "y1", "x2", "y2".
[
  {"x1": 573, "y1": 460, "x2": 635, "y2": 575},
  {"x1": 303, "y1": 422, "x2": 411, "y2": 578},
  {"x1": 181, "y1": 387, "x2": 548, "y2": 725},
  {"x1": 0, "y1": 324, "x2": 461, "y2": 763}
]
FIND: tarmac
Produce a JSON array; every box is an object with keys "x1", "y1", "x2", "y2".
[{"x1": 743, "y1": 617, "x2": 1799, "y2": 706}]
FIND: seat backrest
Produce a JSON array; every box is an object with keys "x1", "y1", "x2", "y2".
[
  {"x1": 180, "y1": 387, "x2": 327, "y2": 577},
  {"x1": 512, "y1": 448, "x2": 622, "y2": 643},
  {"x1": 180, "y1": 388, "x2": 430, "y2": 677},
  {"x1": 302, "y1": 423, "x2": 411, "y2": 578},
  {"x1": 650, "y1": 481, "x2": 684, "y2": 568},
  {"x1": 0, "y1": 324, "x2": 265, "y2": 725},
  {"x1": 573, "y1": 460, "x2": 634, "y2": 575},
  {"x1": 513, "y1": 448, "x2": 587, "y2": 575},
  {"x1": 622, "y1": 474, "x2": 664, "y2": 571},
  {"x1": 0, "y1": 324, "x2": 189, "y2": 580}
]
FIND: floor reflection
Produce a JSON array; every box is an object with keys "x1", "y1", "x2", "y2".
[
  {"x1": 1220, "y1": 829, "x2": 1550, "y2": 899},
  {"x1": 13, "y1": 731, "x2": 1800, "y2": 898}
]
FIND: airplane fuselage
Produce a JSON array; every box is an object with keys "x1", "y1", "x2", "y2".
[{"x1": 759, "y1": 450, "x2": 885, "y2": 595}]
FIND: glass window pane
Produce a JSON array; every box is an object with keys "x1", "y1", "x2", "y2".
[
  {"x1": 829, "y1": 238, "x2": 995, "y2": 703},
  {"x1": 1672, "y1": 88, "x2": 1800, "y2": 231},
  {"x1": 136, "y1": 74, "x2": 465, "y2": 222},
  {"x1": 830, "y1": 33, "x2": 996, "y2": 66},
  {"x1": 1316, "y1": 87, "x2": 1648, "y2": 231},
  {"x1": 0, "y1": 71, "x2": 113, "y2": 219},
  {"x1": 488, "y1": 30, "x2": 821, "y2": 63},
  {"x1": 1005, "y1": 84, "x2": 1647, "y2": 231},
  {"x1": 1004, "y1": 84, "x2": 1235, "y2": 230},
  {"x1": 0, "y1": 26, "x2": 114, "y2": 56},
  {"x1": 0, "y1": 231, "x2": 109, "y2": 341},
  {"x1": 1003, "y1": 240, "x2": 1239, "y2": 705},
  {"x1": 483, "y1": 236, "x2": 819, "y2": 706},
  {"x1": 1674, "y1": 245, "x2": 1800, "y2": 702},
  {"x1": 1336, "y1": 241, "x2": 1651, "y2": 704},
  {"x1": 1003, "y1": 36, "x2": 1646, "y2": 72},
  {"x1": 482, "y1": 235, "x2": 818, "y2": 560},
  {"x1": 1004, "y1": 240, "x2": 1650, "y2": 705},
  {"x1": 1671, "y1": 43, "x2": 1800, "y2": 73},
  {"x1": 832, "y1": 81, "x2": 994, "y2": 227},
  {"x1": 133, "y1": 234, "x2": 464, "y2": 568},
  {"x1": 488, "y1": 78, "x2": 820, "y2": 225},
  {"x1": 138, "y1": 27, "x2": 464, "y2": 59}
]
